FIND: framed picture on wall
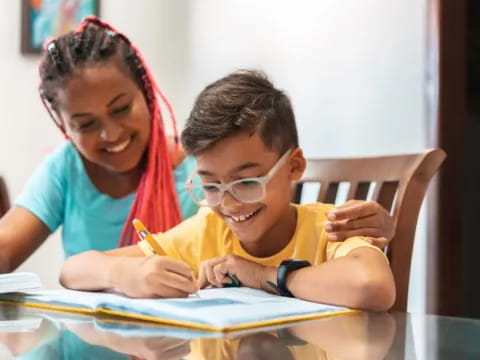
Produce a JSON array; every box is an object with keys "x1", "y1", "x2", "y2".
[{"x1": 21, "y1": 0, "x2": 100, "y2": 54}]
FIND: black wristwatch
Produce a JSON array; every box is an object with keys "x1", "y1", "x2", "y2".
[{"x1": 266, "y1": 259, "x2": 311, "y2": 297}]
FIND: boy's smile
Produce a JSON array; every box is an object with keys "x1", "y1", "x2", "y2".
[{"x1": 195, "y1": 132, "x2": 305, "y2": 257}]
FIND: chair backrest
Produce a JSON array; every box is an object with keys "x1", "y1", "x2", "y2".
[
  {"x1": 292, "y1": 148, "x2": 446, "y2": 311},
  {"x1": 0, "y1": 176, "x2": 10, "y2": 218}
]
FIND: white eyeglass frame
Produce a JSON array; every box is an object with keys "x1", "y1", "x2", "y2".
[{"x1": 185, "y1": 149, "x2": 293, "y2": 207}]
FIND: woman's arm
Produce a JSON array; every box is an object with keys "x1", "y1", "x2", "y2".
[{"x1": 0, "y1": 206, "x2": 51, "y2": 273}]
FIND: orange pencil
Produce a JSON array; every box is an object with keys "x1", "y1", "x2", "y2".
[{"x1": 132, "y1": 219, "x2": 163, "y2": 255}]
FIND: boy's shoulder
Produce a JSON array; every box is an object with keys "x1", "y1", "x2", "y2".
[{"x1": 295, "y1": 202, "x2": 335, "y2": 219}]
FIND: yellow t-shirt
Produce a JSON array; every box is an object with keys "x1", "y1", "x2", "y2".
[
  {"x1": 138, "y1": 203, "x2": 384, "y2": 275},
  {"x1": 185, "y1": 336, "x2": 328, "y2": 360}
]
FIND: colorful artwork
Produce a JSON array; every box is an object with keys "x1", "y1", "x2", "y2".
[{"x1": 21, "y1": 0, "x2": 99, "y2": 54}]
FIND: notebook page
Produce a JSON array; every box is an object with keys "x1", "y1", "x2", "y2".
[{"x1": 0, "y1": 272, "x2": 41, "y2": 293}]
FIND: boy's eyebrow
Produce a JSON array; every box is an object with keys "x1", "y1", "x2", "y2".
[
  {"x1": 197, "y1": 162, "x2": 262, "y2": 176},
  {"x1": 70, "y1": 93, "x2": 128, "y2": 119}
]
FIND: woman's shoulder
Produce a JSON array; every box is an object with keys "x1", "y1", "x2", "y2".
[
  {"x1": 47, "y1": 141, "x2": 78, "y2": 160},
  {"x1": 173, "y1": 156, "x2": 196, "y2": 179},
  {"x1": 41, "y1": 142, "x2": 80, "y2": 172},
  {"x1": 29, "y1": 142, "x2": 86, "y2": 192}
]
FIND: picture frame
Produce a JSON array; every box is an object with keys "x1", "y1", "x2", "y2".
[{"x1": 21, "y1": 0, "x2": 100, "y2": 54}]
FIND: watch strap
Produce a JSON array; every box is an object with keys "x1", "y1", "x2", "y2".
[{"x1": 267, "y1": 259, "x2": 311, "y2": 297}]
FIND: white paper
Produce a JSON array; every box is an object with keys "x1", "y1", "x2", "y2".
[{"x1": 0, "y1": 272, "x2": 41, "y2": 293}]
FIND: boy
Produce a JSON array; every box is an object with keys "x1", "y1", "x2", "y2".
[{"x1": 60, "y1": 70, "x2": 395, "y2": 311}]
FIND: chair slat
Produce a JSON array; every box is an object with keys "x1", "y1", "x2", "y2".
[
  {"x1": 346, "y1": 182, "x2": 357, "y2": 201},
  {"x1": 292, "y1": 182, "x2": 303, "y2": 204},
  {"x1": 324, "y1": 182, "x2": 339, "y2": 204},
  {"x1": 0, "y1": 176, "x2": 9, "y2": 218},
  {"x1": 354, "y1": 182, "x2": 371, "y2": 200},
  {"x1": 374, "y1": 181, "x2": 399, "y2": 213},
  {"x1": 317, "y1": 182, "x2": 328, "y2": 203}
]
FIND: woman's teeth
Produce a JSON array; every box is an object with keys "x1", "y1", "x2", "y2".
[
  {"x1": 230, "y1": 210, "x2": 257, "y2": 222},
  {"x1": 105, "y1": 137, "x2": 131, "y2": 153}
]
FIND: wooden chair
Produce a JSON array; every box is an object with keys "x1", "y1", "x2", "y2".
[
  {"x1": 0, "y1": 176, "x2": 10, "y2": 218},
  {"x1": 292, "y1": 148, "x2": 446, "y2": 311}
]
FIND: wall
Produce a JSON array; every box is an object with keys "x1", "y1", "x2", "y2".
[{"x1": 0, "y1": 1, "x2": 428, "y2": 316}]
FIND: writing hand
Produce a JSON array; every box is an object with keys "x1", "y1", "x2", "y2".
[{"x1": 114, "y1": 256, "x2": 198, "y2": 298}]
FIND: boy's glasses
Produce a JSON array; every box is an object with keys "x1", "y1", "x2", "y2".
[{"x1": 185, "y1": 149, "x2": 292, "y2": 207}]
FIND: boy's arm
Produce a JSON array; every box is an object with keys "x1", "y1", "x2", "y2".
[
  {"x1": 59, "y1": 245, "x2": 198, "y2": 298},
  {"x1": 261, "y1": 246, "x2": 395, "y2": 311},
  {"x1": 289, "y1": 312, "x2": 396, "y2": 359}
]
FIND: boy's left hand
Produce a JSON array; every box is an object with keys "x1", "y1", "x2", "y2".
[
  {"x1": 326, "y1": 200, "x2": 394, "y2": 248},
  {"x1": 198, "y1": 255, "x2": 266, "y2": 290}
]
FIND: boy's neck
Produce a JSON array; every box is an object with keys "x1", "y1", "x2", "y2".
[{"x1": 241, "y1": 204, "x2": 298, "y2": 258}]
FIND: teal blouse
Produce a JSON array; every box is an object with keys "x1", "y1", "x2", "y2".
[{"x1": 15, "y1": 142, "x2": 198, "y2": 258}]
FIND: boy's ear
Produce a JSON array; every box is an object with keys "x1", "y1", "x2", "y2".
[{"x1": 289, "y1": 148, "x2": 306, "y2": 181}]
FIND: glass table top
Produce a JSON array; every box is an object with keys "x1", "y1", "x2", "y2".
[{"x1": 0, "y1": 303, "x2": 478, "y2": 359}]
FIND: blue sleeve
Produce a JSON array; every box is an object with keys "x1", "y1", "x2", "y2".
[
  {"x1": 173, "y1": 156, "x2": 199, "y2": 220},
  {"x1": 15, "y1": 148, "x2": 67, "y2": 233}
]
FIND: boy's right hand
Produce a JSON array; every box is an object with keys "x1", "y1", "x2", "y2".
[{"x1": 113, "y1": 256, "x2": 198, "y2": 298}]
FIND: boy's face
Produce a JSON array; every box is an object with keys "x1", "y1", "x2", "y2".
[{"x1": 194, "y1": 132, "x2": 305, "y2": 247}]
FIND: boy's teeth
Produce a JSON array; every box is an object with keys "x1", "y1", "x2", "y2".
[
  {"x1": 231, "y1": 210, "x2": 256, "y2": 222},
  {"x1": 106, "y1": 137, "x2": 131, "y2": 153}
]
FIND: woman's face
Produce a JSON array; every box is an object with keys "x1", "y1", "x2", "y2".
[{"x1": 56, "y1": 63, "x2": 151, "y2": 173}]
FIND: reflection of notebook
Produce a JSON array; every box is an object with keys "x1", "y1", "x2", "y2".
[
  {"x1": 0, "y1": 272, "x2": 41, "y2": 293},
  {"x1": 0, "y1": 287, "x2": 355, "y2": 332},
  {"x1": 0, "y1": 316, "x2": 43, "y2": 332}
]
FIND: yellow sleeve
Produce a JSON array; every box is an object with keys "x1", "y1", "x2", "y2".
[
  {"x1": 136, "y1": 207, "x2": 222, "y2": 274},
  {"x1": 326, "y1": 237, "x2": 387, "y2": 261}
]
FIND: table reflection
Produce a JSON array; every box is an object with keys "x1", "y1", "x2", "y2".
[
  {"x1": 185, "y1": 312, "x2": 395, "y2": 360},
  {"x1": 0, "y1": 304, "x2": 397, "y2": 360}
]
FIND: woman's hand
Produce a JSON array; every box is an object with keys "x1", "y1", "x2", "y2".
[
  {"x1": 113, "y1": 256, "x2": 198, "y2": 298},
  {"x1": 325, "y1": 200, "x2": 394, "y2": 248}
]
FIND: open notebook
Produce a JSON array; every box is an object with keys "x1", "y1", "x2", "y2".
[
  {"x1": 0, "y1": 287, "x2": 355, "y2": 332},
  {"x1": 0, "y1": 272, "x2": 41, "y2": 293}
]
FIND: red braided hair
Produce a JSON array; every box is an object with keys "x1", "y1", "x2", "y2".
[
  {"x1": 118, "y1": 50, "x2": 182, "y2": 246},
  {"x1": 39, "y1": 16, "x2": 182, "y2": 247}
]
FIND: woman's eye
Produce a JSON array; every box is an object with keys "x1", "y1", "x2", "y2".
[
  {"x1": 77, "y1": 120, "x2": 95, "y2": 130},
  {"x1": 112, "y1": 104, "x2": 130, "y2": 115}
]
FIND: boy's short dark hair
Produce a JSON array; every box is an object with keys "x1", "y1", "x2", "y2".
[{"x1": 181, "y1": 70, "x2": 299, "y2": 156}]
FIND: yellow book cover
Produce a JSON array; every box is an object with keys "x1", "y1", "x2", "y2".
[{"x1": 0, "y1": 287, "x2": 355, "y2": 333}]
